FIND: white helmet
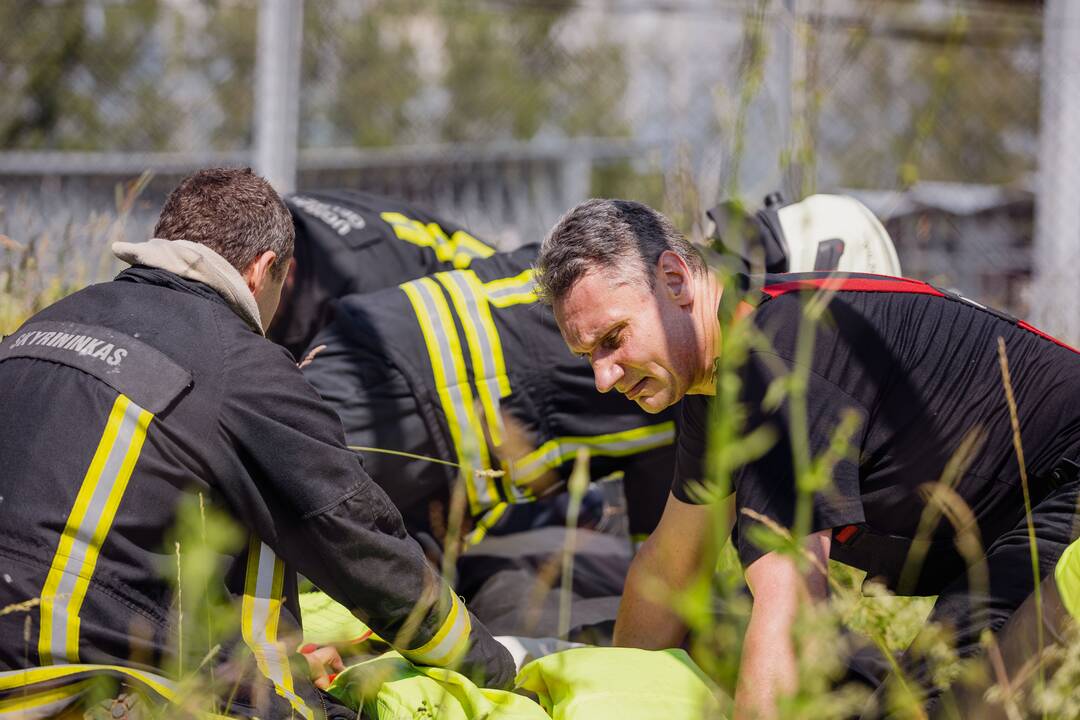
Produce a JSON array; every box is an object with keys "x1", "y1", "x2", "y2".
[{"x1": 706, "y1": 192, "x2": 902, "y2": 276}]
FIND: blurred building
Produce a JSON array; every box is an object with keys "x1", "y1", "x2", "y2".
[{"x1": 850, "y1": 182, "x2": 1035, "y2": 316}]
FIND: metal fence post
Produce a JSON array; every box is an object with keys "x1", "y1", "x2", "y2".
[
  {"x1": 254, "y1": 0, "x2": 304, "y2": 194},
  {"x1": 1033, "y1": 0, "x2": 1080, "y2": 342}
]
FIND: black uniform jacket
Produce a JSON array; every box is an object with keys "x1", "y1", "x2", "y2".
[
  {"x1": 302, "y1": 246, "x2": 678, "y2": 538},
  {"x1": 0, "y1": 267, "x2": 513, "y2": 716},
  {"x1": 271, "y1": 190, "x2": 496, "y2": 358}
]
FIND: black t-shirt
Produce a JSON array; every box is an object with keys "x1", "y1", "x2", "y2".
[{"x1": 674, "y1": 273, "x2": 1080, "y2": 586}]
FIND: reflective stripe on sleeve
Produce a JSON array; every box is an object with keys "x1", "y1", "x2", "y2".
[
  {"x1": 399, "y1": 589, "x2": 472, "y2": 669},
  {"x1": 241, "y1": 538, "x2": 314, "y2": 720},
  {"x1": 464, "y1": 503, "x2": 509, "y2": 547},
  {"x1": 483, "y1": 270, "x2": 538, "y2": 308},
  {"x1": 380, "y1": 212, "x2": 495, "y2": 269},
  {"x1": 510, "y1": 422, "x2": 676, "y2": 488},
  {"x1": 38, "y1": 394, "x2": 153, "y2": 665},
  {"x1": 450, "y1": 231, "x2": 496, "y2": 267},
  {"x1": 401, "y1": 277, "x2": 497, "y2": 514}
]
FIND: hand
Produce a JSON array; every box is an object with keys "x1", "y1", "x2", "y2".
[{"x1": 301, "y1": 643, "x2": 345, "y2": 690}]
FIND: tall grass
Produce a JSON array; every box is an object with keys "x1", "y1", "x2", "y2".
[{"x1": 0, "y1": 172, "x2": 151, "y2": 335}]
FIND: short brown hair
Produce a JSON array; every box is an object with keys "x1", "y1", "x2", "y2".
[
  {"x1": 154, "y1": 167, "x2": 294, "y2": 277},
  {"x1": 535, "y1": 198, "x2": 705, "y2": 304}
]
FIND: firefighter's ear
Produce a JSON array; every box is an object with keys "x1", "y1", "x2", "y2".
[
  {"x1": 242, "y1": 250, "x2": 279, "y2": 296},
  {"x1": 657, "y1": 250, "x2": 694, "y2": 307},
  {"x1": 243, "y1": 250, "x2": 285, "y2": 332}
]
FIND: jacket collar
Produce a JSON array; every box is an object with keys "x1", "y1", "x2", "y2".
[{"x1": 112, "y1": 239, "x2": 264, "y2": 335}]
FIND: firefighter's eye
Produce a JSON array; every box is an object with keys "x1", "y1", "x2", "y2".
[{"x1": 600, "y1": 330, "x2": 622, "y2": 351}]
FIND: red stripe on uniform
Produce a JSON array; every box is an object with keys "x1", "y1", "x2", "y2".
[
  {"x1": 1017, "y1": 320, "x2": 1080, "y2": 355},
  {"x1": 834, "y1": 525, "x2": 860, "y2": 544},
  {"x1": 762, "y1": 276, "x2": 946, "y2": 298}
]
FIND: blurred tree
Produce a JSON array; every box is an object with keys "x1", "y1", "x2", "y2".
[
  {"x1": 302, "y1": 1, "x2": 424, "y2": 148},
  {"x1": 0, "y1": 0, "x2": 179, "y2": 151},
  {"x1": 813, "y1": 3, "x2": 1040, "y2": 188},
  {"x1": 437, "y1": 2, "x2": 629, "y2": 142},
  {"x1": 194, "y1": 0, "x2": 258, "y2": 150}
]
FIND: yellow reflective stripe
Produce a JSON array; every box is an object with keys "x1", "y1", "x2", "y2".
[
  {"x1": 483, "y1": 269, "x2": 538, "y2": 308},
  {"x1": 451, "y1": 231, "x2": 496, "y2": 266},
  {"x1": 464, "y1": 503, "x2": 509, "y2": 547},
  {"x1": 0, "y1": 664, "x2": 177, "y2": 700},
  {"x1": 38, "y1": 394, "x2": 153, "y2": 665},
  {"x1": 379, "y1": 212, "x2": 495, "y2": 268},
  {"x1": 0, "y1": 678, "x2": 90, "y2": 717},
  {"x1": 511, "y1": 422, "x2": 676, "y2": 487},
  {"x1": 400, "y1": 589, "x2": 472, "y2": 668},
  {"x1": 436, "y1": 271, "x2": 511, "y2": 448},
  {"x1": 380, "y1": 212, "x2": 441, "y2": 251},
  {"x1": 241, "y1": 538, "x2": 313, "y2": 720},
  {"x1": 401, "y1": 278, "x2": 496, "y2": 514},
  {"x1": 424, "y1": 222, "x2": 458, "y2": 264}
]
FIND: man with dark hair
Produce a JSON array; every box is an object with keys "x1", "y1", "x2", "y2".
[
  {"x1": 0, "y1": 168, "x2": 513, "y2": 718},
  {"x1": 537, "y1": 197, "x2": 1080, "y2": 718}
]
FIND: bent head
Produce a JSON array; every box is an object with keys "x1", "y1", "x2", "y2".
[
  {"x1": 154, "y1": 167, "x2": 294, "y2": 331},
  {"x1": 536, "y1": 199, "x2": 709, "y2": 413}
]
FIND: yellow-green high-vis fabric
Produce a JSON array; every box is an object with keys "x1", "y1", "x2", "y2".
[
  {"x1": 516, "y1": 647, "x2": 725, "y2": 720},
  {"x1": 299, "y1": 591, "x2": 378, "y2": 647},
  {"x1": 329, "y1": 652, "x2": 547, "y2": 720},
  {"x1": 1055, "y1": 537, "x2": 1080, "y2": 620}
]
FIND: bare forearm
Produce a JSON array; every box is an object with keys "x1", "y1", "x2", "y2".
[
  {"x1": 613, "y1": 554, "x2": 687, "y2": 649},
  {"x1": 735, "y1": 532, "x2": 831, "y2": 720},
  {"x1": 734, "y1": 606, "x2": 797, "y2": 720}
]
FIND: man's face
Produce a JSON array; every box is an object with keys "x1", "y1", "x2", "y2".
[{"x1": 554, "y1": 263, "x2": 699, "y2": 414}]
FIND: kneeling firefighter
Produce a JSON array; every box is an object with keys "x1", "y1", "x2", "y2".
[{"x1": 0, "y1": 170, "x2": 513, "y2": 719}]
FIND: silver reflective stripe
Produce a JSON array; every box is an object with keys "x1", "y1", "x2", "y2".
[
  {"x1": 400, "y1": 590, "x2": 472, "y2": 668},
  {"x1": 48, "y1": 399, "x2": 142, "y2": 662},
  {"x1": 39, "y1": 396, "x2": 153, "y2": 666},
  {"x1": 437, "y1": 271, "x2": 508, "y2": 444},
  {"x1": 405, "y1": 279, "x2": 494, "y2": 508},
  {"x1": 0, "y1": 664, "x2": 178, "y2": 700},
  {"x1": 485, "y1": 274, "x2": 537, "y2": 305},
  {"x1": 241, "y1": 540, "x2": 314, "y2": 720}
]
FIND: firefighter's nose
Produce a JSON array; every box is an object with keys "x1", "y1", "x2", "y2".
[{"x1": 593, "y1": 356, "x2": 624, "y2": 394}]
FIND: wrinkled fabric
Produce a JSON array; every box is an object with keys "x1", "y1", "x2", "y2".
[
  {"x1": 328, "y1": 647, "x2": 727, "y2": 720},
  {"x1": 329, "y1": 652, "x2": 547, "y2": 720},
  {"x1": 516, "y1": 647, "x2": 725, "y2": 720}
]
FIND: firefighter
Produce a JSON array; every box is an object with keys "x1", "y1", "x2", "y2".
[
  {"x1": 299, "y1": 243, "x2": 678, "y2": 559},
  {"x1": 269, "y1": 189, "x2": 496, "y2": 359},
  {"x1": 0, "y1": 169, "x2": 513, "y2": 719},
  {"x1": 537, "y1": 198, "x2": 1080, "y2": 719}
]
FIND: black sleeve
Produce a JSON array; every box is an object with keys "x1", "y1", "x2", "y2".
[
  {"x1": 733, "y1": 351, "x2": 867, "y2": 568},
  {"x1": 671, "y1": 394, "x2": 721, "y2": 504},
  {"x1": 214, "y1": 339, "x2": 514, "y2": 687},
  {"x1": 622, "y1": 445, "x2": 676, "y2": 537}
]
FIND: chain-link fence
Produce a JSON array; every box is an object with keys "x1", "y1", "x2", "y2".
[{"x1": 0, "y1": 0, "x2": 1053, "y2": 330}]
